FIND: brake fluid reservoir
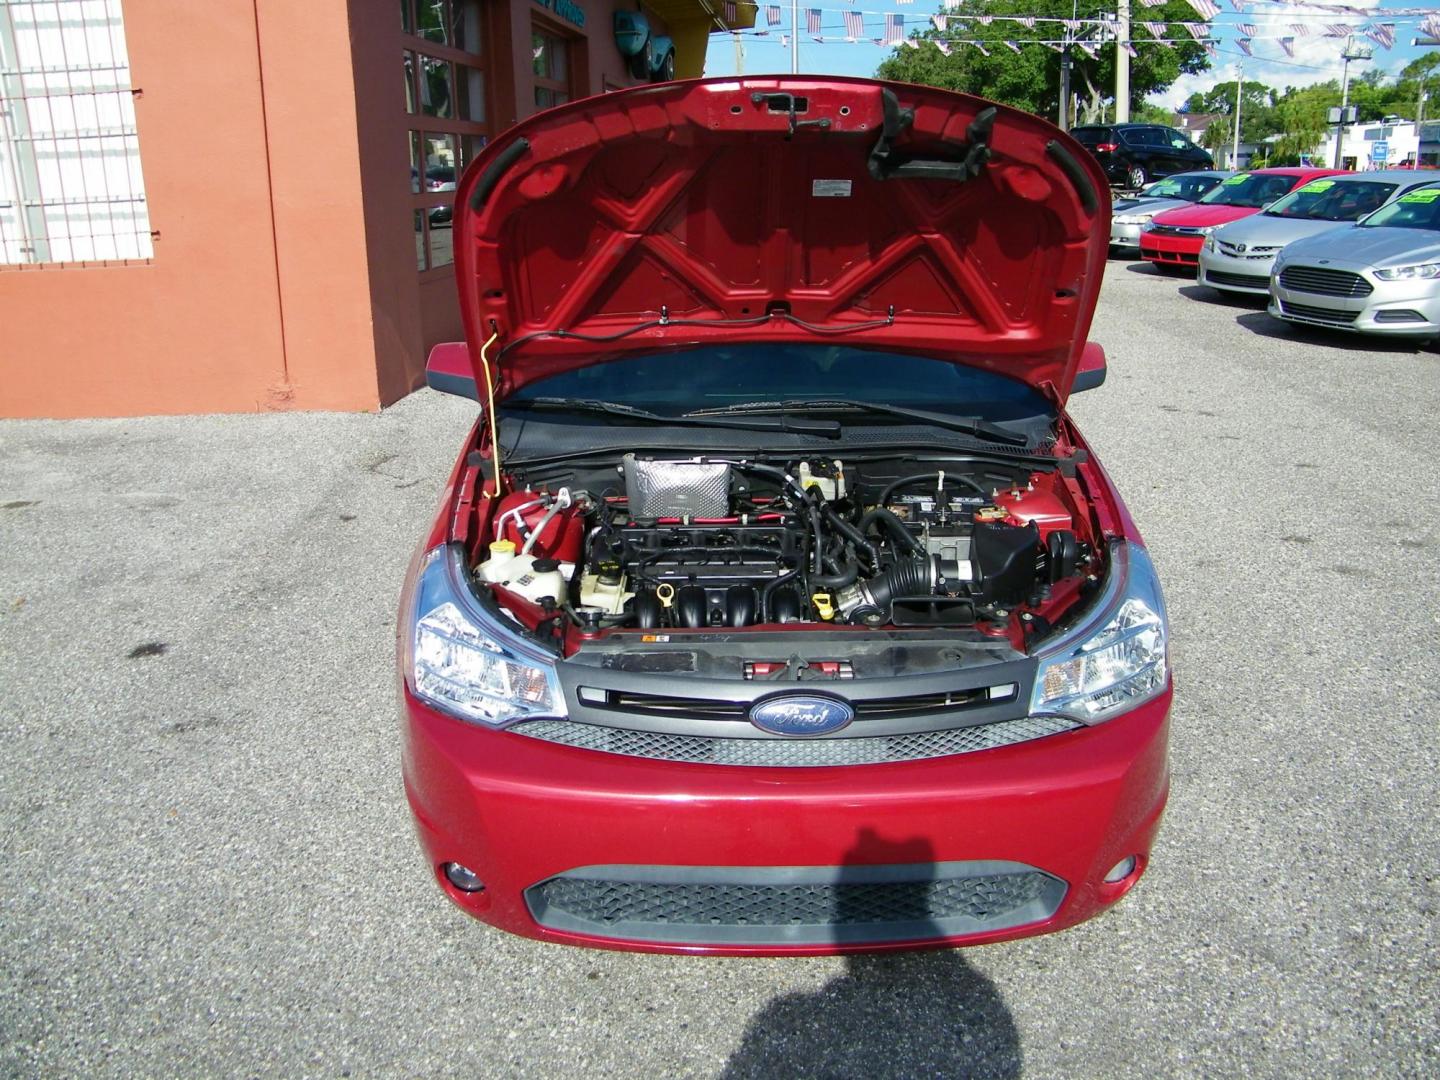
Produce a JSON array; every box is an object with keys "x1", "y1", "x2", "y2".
[{"x1": 477, "y1": 540, "x2": 518, "y2": 583}]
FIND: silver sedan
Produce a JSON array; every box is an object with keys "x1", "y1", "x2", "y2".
[
  {"x1": 1270, "y1": 182, "x2": 1440, "y2": 337},
  {"x1": 1199, "y1": 171, "x2": 1436, "y2": 295},
  {"x1": 1110, "y1": 171, "x2": 1232, "y2": 252}
]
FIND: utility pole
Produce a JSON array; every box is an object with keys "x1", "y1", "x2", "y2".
[
  {"x1": 1115, "y1": 0, "x2": 1131, "y2": 123},
  {"x1": 1232, "y1": 59, "x2": 1243, "y2": 168},
  {"x1": 1059, "y1": 40, "x2": 1072, "y2": 131},
  {"x1": 790, "y1": 0, "x2": 798, "y2": 73},
  {"x1": 1334, "y1": 41, "x2": 1372, "y2": 168},
  {"x1": 733, "y1": 30, "x2": 744, "y2": 74}
]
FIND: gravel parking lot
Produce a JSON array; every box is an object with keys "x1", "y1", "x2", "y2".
[{"x1": 2, "y1": 264, "x2": 1438, "y2": 1078}]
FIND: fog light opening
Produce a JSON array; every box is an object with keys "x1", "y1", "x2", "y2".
[
  {"x1": 443, "y1": 862, "x2": 485, "y2": 893},
  {"x1": 1104, "y1": 856, "x2": 1138, "y2": 884}
]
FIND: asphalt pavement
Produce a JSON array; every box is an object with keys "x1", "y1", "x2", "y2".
[{"x1": 2, "y1": 264, "x2": 1437, "y2": 1078}]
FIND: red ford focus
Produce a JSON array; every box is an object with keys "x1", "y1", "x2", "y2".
[{"x1": 399, "y1": 77, "x2": 1172, "y2": 955}]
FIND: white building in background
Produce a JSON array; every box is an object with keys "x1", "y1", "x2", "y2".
[{"x1": 1313, "y1": 119, "x2": 1440, "y2": 170}]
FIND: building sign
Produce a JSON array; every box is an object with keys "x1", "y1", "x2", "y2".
[{"x1": 534, "y1": 0, "x2": 585, "y2": 28}]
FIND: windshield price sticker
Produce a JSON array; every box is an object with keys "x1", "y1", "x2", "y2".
[
  {"x1": 1399, "y1": 188, "x2": 1440, "y2": 203},
  {"x1": 1299, "y1": 180, "x2": 1335, "y2": 193},
  {"x1": 1222, "y1": 174, "x2": 1250, "y2": 186},
  {"x1": 812, "y1": 179, "x2": 853, "y2": 197}
]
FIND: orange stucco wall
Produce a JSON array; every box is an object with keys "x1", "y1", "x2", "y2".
[
  {"x1": 0, "y1": 1, "x2": 381, "y2": 419},
  {"x1": 0, "y1": 0, "x2": 716, "y2": 419}
]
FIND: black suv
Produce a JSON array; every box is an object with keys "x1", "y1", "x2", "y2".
[{"x1": 1071, "y1": 124, "x2": 1214, "y2": 189}]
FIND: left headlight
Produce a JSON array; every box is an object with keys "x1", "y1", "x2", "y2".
[
  {"x1": 1030, "y1": 542, "x2": 1169, "y2": 724},
  {"x1": 403, "y1": 545, "x2": 566, "y2": 726},
  {"x1": 1373, "y1": 262, "x2": 1440, "y2": 281},
  {"x1": 1114, "y1": 213, "x2": 1154, "y2": 225}
]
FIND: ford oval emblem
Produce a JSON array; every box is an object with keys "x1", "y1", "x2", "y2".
[{"x1": 748, "y1": 694, "x2": 855, "y2": 737}]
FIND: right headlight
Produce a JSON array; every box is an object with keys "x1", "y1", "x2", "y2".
[
  {"x1": 1030, "y1": 542, "x2": 1169, "y2": 724},
  {"x1": 1113, "y1": 212, "x2": 1154, "y2": 225},
  {"x1": 403, "y1": 545, "x2": 566, "y2": 727},
  {"x1": 1373, "y1": 262, "x2": 1440, "y2": 281}
]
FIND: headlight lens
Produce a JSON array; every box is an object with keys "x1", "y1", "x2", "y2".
[
  {"x1": 1030, "y1": 542, "x2": 1168, "y2": 724},
  {"x1": 1374, "y1": 262, "x2": 1440, "y2": 281},
  {"x1": 1203, "y1": 236, "x2": 1216, "y2": 253},
  {"x1": 1114, "y1": 213, "x2": 1153, "y2": 225},
  {"x1": 404, "y1": 545, "x2": 565, "y2": 726}
]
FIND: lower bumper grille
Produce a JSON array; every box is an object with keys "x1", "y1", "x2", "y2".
[
  {"x1": 525, "y1": 862, "x2": 1067, "y2": 945},
  {"x1": 1206, "y1": 270, "x2": 1269, "y2": 289},
  {"x1": 1279, "y1": 299, "x2": 1359, "y2": 325},
  {"x1": 510, "y1": 714, "x2": 1079, "y2": 766},
  {"x1": 1142, "y1": 247, "x2": 1199, "y2": 265}
]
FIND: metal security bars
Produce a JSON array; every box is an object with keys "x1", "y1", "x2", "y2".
[{"x1": 0, "y1": 0, "x2": 152, "y2": 266}]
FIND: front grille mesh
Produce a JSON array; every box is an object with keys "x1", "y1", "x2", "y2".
[
  {"x1": 1279, "y1": 300, "x2": 1360, "y2": 325},
  {"x1": 531, "y1": 872, "x2": 1050, "y2": 931},
  {"x1": 1279, "y1": 265, "x2": 1373, "y2": 297},
  {"x1": 511, "y1": 715, "x2": 1080, "y2": 766}
]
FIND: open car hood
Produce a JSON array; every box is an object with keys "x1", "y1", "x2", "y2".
[{"x1": 452, "y1": 77, "x2": 1109, "y2": 403}]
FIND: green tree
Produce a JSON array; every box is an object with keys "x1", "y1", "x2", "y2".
[
  {"x1": 1271, "y1": 81, "x2": 1340, "y2": 163},
  {"x1": 1183, "y1": 80, "x2": 1280, "y2": 143},
  {"x1": 876, "y1": 0, "x2": 1208, "y2": 124}
]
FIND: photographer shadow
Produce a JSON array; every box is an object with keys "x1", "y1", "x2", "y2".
[{"x1": 720, "y1": 828, "x2": 1021, "y2": 1079}]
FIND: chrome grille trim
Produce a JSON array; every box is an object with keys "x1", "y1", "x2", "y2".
[
  {"x1": 1278, "y1": 265, "x2": 1373, "y2": 297},
  {"x1": 510, "y1": 714, "x2": 1081, "y2": 766}
]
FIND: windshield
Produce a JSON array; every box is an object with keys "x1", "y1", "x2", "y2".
[
  {"x1": 505, "y1": 345, "x2": 1053, "y2": 422},
  {"x1": 1141, "y1": 174, "x2": 1223, "y2": 201},
  {"x1": 1265, "y1": 179, "x2": 1396, "y2": 221},
  {"x1": 1358, "y1": 185, "x2": 1440, "y2": 230},
  {"x1": 1200, "y1": 172, "x2": 1302, "y2": 209}
]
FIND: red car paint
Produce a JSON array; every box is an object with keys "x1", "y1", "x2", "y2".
[
  {"x1": 401, "y1": 78, "x2": 1172, "y2": 954},
  {"x1": 451, "y1": 76, "x2": 1110, "y2": 404},
  {"x1": 1140, "y1": 167, "x2": 1348, "y2": 267}
]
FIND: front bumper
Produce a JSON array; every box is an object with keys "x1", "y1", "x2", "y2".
[
  {"x1": 1270, "y1": 272, "x2": 1440, "y2": 336},
  {"x1": 401, "y1": 685, "x2": 1172, "y2": 954},
  {"x1": 1197, "y1": 248, "x2": 1276, "y2": 294},
  {"x1": 1139, "y1": 230, "x2": 1204, "y2": 267},
  {"x1": 1110, "y1": 222, "x2": 1146, "y2": 249}
]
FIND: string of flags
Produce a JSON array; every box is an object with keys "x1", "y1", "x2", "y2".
[{"x1": 745, "y1": 6, "x2": 1418, "y2": 58}]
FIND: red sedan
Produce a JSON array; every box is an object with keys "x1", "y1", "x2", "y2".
[
  {"x1": 1140, "y1": 167, "x2": 1349, "y2": 268},
  {"x1": 400, "y1": 77, "x2": 1173, "y2": 954}
]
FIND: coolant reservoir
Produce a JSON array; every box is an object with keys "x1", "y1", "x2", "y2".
[{"x1": 503, "y1": 557, "x2": 566, "y2": 603}]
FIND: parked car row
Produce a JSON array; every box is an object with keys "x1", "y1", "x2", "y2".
[{"x1": 1111, "y1": 167, "x2": 1440, "y2": 341}]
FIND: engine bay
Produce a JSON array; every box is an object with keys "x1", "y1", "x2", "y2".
[{"x1": 469, "y1": 453, "x2": 1103, "y2": 654}]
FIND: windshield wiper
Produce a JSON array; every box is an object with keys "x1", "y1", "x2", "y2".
[
  {"x1": 504, "y1": 397, "x2": 841, "y2": 437},
  {"x1": 686, "y1": 399, "x2": 1030, "y2": 446}
]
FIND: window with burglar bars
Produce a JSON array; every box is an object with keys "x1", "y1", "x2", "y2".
[{"x1": 0, "y1": 0, "x2": 152, "y2": 266}]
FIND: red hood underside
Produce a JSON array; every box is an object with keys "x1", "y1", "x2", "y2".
[{"x1": 452, "y1": 77, "x2": 1110, "y2": 402}]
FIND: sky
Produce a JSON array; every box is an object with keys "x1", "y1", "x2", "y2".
[{"x1": 701, "y1": 2, "x2": 1440, "y2": 110}]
